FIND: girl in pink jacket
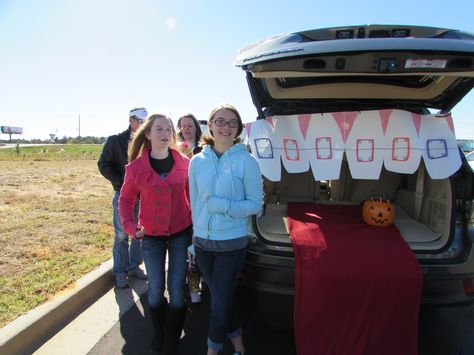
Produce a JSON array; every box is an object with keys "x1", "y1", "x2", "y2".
[{"x1": 119, "y1": 114, "x2": 192, "y2": 355}]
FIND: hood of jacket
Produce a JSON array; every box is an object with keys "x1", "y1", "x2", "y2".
[
  {"x1": 201, "y1": 143, "x2": 247, "y2": 157},
  {"x1": 201, "y1": 143, "x2": 248, "y2": 195}
]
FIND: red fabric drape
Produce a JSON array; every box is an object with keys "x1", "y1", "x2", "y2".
[{"x1": 287, "y1": 203, "x2": 422, "y2": 355}]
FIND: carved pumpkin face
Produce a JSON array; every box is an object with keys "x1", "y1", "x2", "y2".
[{"x1": 362, "y1": 199, "x2": 395, "y2": 227}]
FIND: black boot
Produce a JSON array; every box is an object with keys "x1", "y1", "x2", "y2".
[
  {"x1": 162, "y1": 306, "x2": 187, "y2": 355},
  {"x1": 149, "y1": 302, "x2": 167, "y2": 355}
]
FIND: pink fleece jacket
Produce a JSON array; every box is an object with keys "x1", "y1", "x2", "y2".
[{"x1": 119, "y1": 148, "x2": 192, "y2": 237}]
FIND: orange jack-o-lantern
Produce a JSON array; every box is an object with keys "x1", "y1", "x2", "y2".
[{"x1": 362, "y1": 198, "x2": 395, "y2": 227}]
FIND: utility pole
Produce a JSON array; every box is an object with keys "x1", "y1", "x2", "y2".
[{"x1": 78, "y1": 114, "x2": 81, "y2": 138}]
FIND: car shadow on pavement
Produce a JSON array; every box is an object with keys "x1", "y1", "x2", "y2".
[
  {"x1": 239, "y1": 289, "x2": 296, "y2": 355},
  {"x1": 181, "y1": 289, "x2": 296, "y2": 355}
]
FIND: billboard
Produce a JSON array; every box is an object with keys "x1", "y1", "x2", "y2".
[{"x1": 1, "y1": 126, "x2": 23, "y2": 134}]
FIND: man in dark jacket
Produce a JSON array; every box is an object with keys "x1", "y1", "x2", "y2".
[{"x1": 98, "y1": 107, "x2": 148, "y2": 288}]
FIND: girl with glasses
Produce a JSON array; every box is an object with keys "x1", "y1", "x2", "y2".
[{"x1": 188, "y1": 104, "x2": 263, "y2": 355}]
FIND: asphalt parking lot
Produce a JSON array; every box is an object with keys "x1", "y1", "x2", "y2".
[
  {"x1": 3, "y1": 261, "x2": 473, "y2": 355},
  {"x1": 88, "y1": 289, "x2": 474, "y2": 355},
  {"x1": 88, "y1": 289, "x2": 296, "y2": 355}
]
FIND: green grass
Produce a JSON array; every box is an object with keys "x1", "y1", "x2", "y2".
[
  {"x1": 0, "y1": 144, "x2": 103, "y2": 161},
  {"x1": 0, "y1": 250, "x2": 109, "y2": 327},
  {"x1": 0, "y1": 158, "x2": 113, "y2": 328}
]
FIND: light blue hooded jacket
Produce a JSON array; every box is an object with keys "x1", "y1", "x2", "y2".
[{"x1": 189, "y1": 143, "x2": 263, "y2": 241}]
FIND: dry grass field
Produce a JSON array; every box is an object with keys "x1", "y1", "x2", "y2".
[{"x1": 0, "y1": 152, "x2": 114, "y2": 328}]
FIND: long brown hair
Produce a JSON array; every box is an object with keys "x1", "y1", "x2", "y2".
[
  {"x1": 199, "y1": 104, "x2": 243, "y2": 147},
  {"x1": 177, "y1": 113, "x2": 203, "y2": 147},
  {"x1": 128, "y1": 114, "x2": 178, "y2": 162}
]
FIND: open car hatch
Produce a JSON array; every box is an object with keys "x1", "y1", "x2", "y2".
[{"x1": 235, "y1": 24, "x2": 474, "y2": 116}]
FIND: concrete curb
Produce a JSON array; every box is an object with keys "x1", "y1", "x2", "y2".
[{"x1": 0, "y1": 259, "x2": 114, "y2": 355}]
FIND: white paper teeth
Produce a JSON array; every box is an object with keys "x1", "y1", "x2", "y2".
[{"x1": 247, "y1": 109, "x2": 461, "y2": 181}]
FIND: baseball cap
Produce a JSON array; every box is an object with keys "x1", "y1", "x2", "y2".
[{"x1": 129, "y1": 107, "x2": 148, "y2": 121}]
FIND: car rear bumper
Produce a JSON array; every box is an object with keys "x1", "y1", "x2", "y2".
[
  {"x1": 240, "y1": 249, "x2": 295, "y2": 295},
  {"x1": 240, "y1": 244, "x2": 474, "y2": 305}
]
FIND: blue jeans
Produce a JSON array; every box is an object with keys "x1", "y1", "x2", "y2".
[
  {"x1": 112, "y1": 191, "x2": 142, "y2": 275},
  {"x1": 142, "y1": 233, "x2": 191, "y2": 308},
  {"x1": 195, "y1": 246, "x2": 246, "y2": 351}
]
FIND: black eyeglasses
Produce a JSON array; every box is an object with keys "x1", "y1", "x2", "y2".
[
  {"x1": 212, "y1": 118, "x2": 239, "y2": 128},
  {"x1": 131, "y1": 116, "x2": 145, "y2": 124}
]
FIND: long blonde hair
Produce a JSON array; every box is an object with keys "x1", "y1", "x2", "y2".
[{"x1": 128, "y1": 114, "x2": 178, "y2": 162}]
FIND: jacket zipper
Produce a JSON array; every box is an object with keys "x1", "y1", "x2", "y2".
[{"x1": 207, "y1": 150, "x2": 221, "y2": 240}]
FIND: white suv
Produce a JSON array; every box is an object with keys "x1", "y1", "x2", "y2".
[{"x1": 235, "y1": 24, "x2": 474, "y2": 305}]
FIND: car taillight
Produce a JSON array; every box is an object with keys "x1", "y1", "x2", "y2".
[
  {"x1": 238, "y1": 266, "x2": 247, "y2": 282},
  {"x1": 463, "y1": 278, "x2": 474, "y2": 295}
]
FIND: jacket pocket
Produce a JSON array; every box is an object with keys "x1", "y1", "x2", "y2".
[{"x1": 210, "y1": 213, "x2": 243, "y2": 232}]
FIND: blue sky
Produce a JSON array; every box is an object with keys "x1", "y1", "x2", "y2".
[{"x1": 0, "y1": 0, "x2": 473, "y2": 140}]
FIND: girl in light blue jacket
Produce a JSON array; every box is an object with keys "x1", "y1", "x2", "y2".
[{"x1": 189, "y1": 104, "x2": 262, "y2": 355}]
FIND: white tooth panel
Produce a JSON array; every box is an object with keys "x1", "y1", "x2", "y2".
[
  {"x1": 382, "y1": 110, "x2": 422, "y2": 175},
  {"x1": 248, "y1": 110, "x2": 461, "y2": 182},
  {"x1": 273, "y1": 116, "x2": 310, "y2": 174},
  {"x1": 249, "y1": 118, "x2": 282, "y2": 181},
  {"x1": 307, "y1": 113, "x2": 344, "y2": 181},
  {"x1": 419, "y1": 114, "x2": 461, "y2": 179},
  {"x1": 345, "y1": 110, "x2": 384, "y2": 180}
]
